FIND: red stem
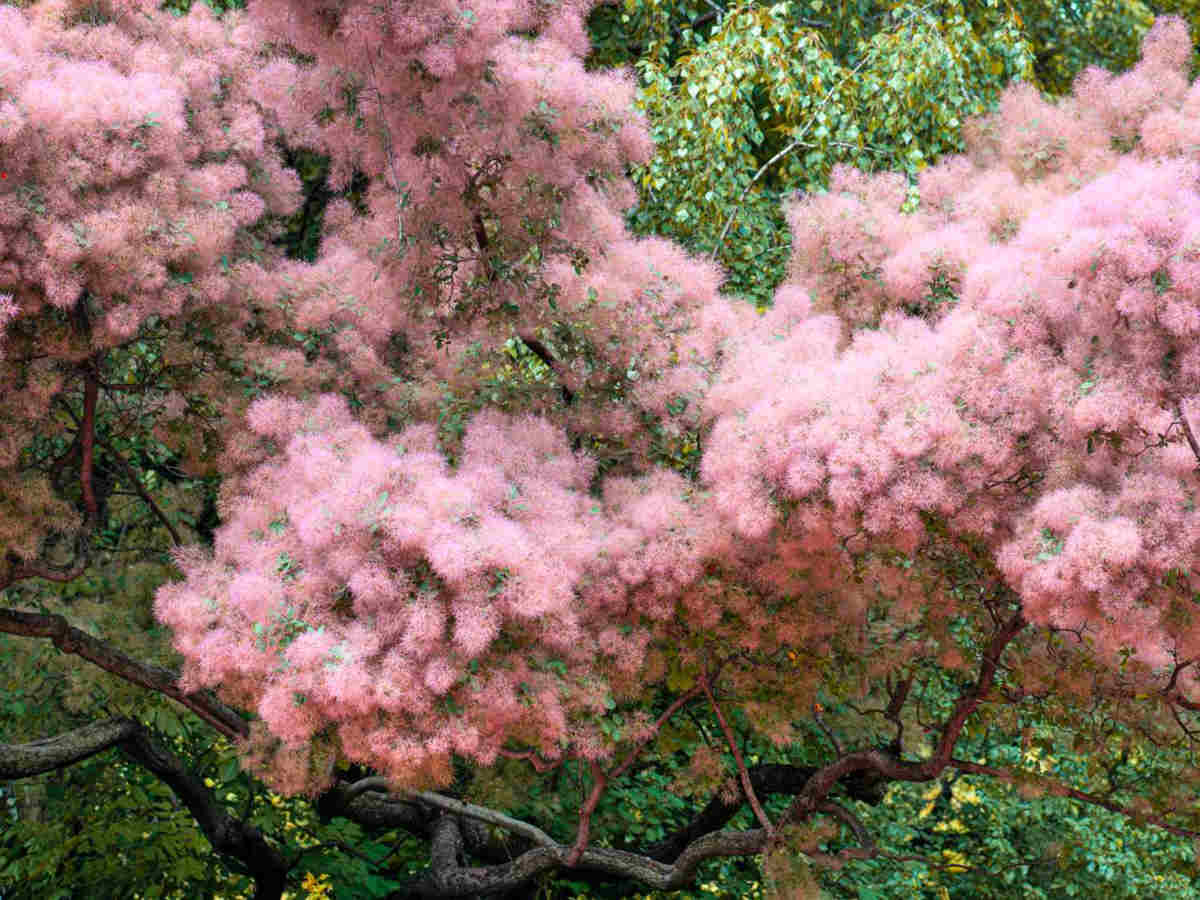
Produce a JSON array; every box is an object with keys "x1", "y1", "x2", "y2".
[
  {"x1": 701, "y1": 672, "x2": 773, "y2": 835},
  {"x1": 565, "y1": 760, "x2": 606, "y2": 867}
]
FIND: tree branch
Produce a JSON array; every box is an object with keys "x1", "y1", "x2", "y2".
[
  {"x1": 949, "y1": 758, "x2": 1200, "y2": 841},
  {"x1": 346, "y1": 777, "x2": 558, "y2": 848},
  {"x1": 701, "y1": 670, "x2": 773, "y2": 834},
  {"x1": 0, "y1": 716, "x2": 138, "y2": 778},
  {"x1": 94, "y1": 435, "x2": 183, "y2": 546},
  {"x1": 643, "y1": 762, "x2": 885, "y2": 863},
  {"x1": 399, "y1": 826, "x2": 767, "y2": 898},
  {"x1": 1, "y1": 718, "x2": 289, "y2": 899},
  {"x1": 774, "y1": 609, "x2": 1025, "y2": 832},
  {"x1": 708, "y1": 3, "x2": 933, "y2": 262},
  {"x1": 0, "y1": 606, "x2": 247, "y2": 740},
  {"x1": 1177, "y1": 399, "x2": 1200, "y2": 467}
]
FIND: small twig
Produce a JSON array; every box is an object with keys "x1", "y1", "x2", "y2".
[
  {"x1": 80, "y1": 360, "x2": 100, "y2": 523},
  {"x1": 700, "y1": 670, "x2": 773, "y2": 835},
  {"x1": 812, "y1": 702, "x2": 843, "y2": 755},
  {"x1": 1177, "y1": 400, "x2": 1200, "y2": 467},
  {"x1": 95, "y1": 437, "x2": 182, "y2": 546},
  {"x1": 709, "y1": 3, "x2": 932, "y2": 262}
]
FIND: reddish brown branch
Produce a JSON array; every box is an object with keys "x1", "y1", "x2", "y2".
[
  {"x1": 566, "y1": 760, "x2": 607, "y2": 867},
  {"x1": 775, "y1": 610, "x2": 1026, "y2": 831},
  {"x1": 497, "y1": 748, "x2": 566, "y2": 773},
  {"x1": 0, "y1": 606, "x2": 247, "y2": 740},
  {"x1": 1, "y1": 552, "x2": 89, "y2": 592},
  {"x1": 565, "y1": 687, "x2": 703, "y2": 866},
  {"x1": 701, "y1": 672, "x2": 774, "y2": 835},
  {"x1": 610, "y1": 686, "x2": 702, "y2": 780},
  {"x1": 949, "y1": 758, "x2": 1200, "y2": 840}
]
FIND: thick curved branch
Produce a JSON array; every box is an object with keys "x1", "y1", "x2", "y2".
[
  {"x1": 316, "y1": 613, "x2": 1023, "y2": 898},
  {"x1": 643, "y1": 762, "x2": 885, "y2": 863},
  {"x1": 119, "y1": 721, "x2": 289, "y2": 898},
  {"x1": 322, "y1": 758, "x2": 889, "y2": 897},
  {"x1": 398, "y1": 821, "x2": 766, "y2": 898},
  {"x1": 346, "y1": 777, "x2": 557, "y2": 848},
  {"x1": 776, "y1": 609, "x2": 1026, "y2": 830},
  {"x1": 1, "y1": 718, "x2": 289, "y2": 899},
  {"x1": 322, "y1": 781, "x2": 767, "y2": 896},
  {"x1": 0, "y1": 716, "x2": 138, "y2": 778},
  {"x1": 0, "y1": 607, "x2": 247, "y2": 740}
]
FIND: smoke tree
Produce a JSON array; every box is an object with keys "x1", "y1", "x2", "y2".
[{"x1": 6, "y1": 0, "x2": 1200, "y2": 895}]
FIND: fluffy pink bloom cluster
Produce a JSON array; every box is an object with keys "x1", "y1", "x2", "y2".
[
  {"x1": 157, "y1": 394, "x2": 725, "y2": 788},
  {"x1": 0, "y1": 0, "x2": 302, "y2": 555},
  {"x1": 706, "y1": 16, "x2": 1200, "y2": 672},
  {"x1": 212, "y1": 0, "x2": 732, "y2": 448},
  {"x1": 0, "y1": 0, "x2": 298, "y2": 344},
  {"x1": 9, "y1": 0, "x2": 1195, "y2": 792}
]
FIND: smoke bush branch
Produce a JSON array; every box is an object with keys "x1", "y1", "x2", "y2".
[
  {"x1": 949, "y1": 758, "x2": 1200, "y2": 841},
  {"x1": 0, "y1": 717, "x2": 289, "y2": 899},
  {"x1": 0, "y1": 607, "x2": 247, "y2": 740}
]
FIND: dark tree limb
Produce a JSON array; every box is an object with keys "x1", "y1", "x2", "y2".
[
  {"x1": 311, "y1": 611, "x2": 1030, "y2": 897},
  {"x1": 643, "y1": 762, "x2": 885, "y2": 864},
  {"x1": 0, "y1": 716, "x2": 137, "y2": 778},
  {"x1": 0, "y1": 718, "x2": 289, "y2": 899},
  {"x1": 0, "y1": 606, "x2": 247, "y2": 739},
  {"x1": 120, "y1": 724, "x2": 289, "y2": 899},
  {"x1": 396, "y1": 819, "x2": 766, "y2": 898},
  {"x1": 315, "y1": 757, "x2": 890, "y2": 897},
  {"x1": 345, "y1": 777, "x2": 558, "y2": 848}
]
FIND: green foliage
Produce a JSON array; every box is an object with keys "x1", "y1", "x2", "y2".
[
  {"x1": 819, "y1": 733, "x2": 1200, "y2": 898},
  {"x1": 621, "y1": 0, "x2": 1035, "y2": 306},
  {"x1": 158, "y1": 0, "x2": 244, "y2": 16}
]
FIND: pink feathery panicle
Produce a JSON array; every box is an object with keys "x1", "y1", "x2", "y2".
[
  {"x1": 2, "y1": 1, "x2": 302, "y2": 347},
  {"x1": 702, "y1": 14, "x2": 1200, "y2": 673},
  {"x1": 158, "y1": 395, "x2": 723, "y2": 791},
  {"x1": 132, "y1": 3, "x2": 1200, "y2": 795},
  {"x1": 0, "y1": 0, "x2": 316, "y2": 561}
]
